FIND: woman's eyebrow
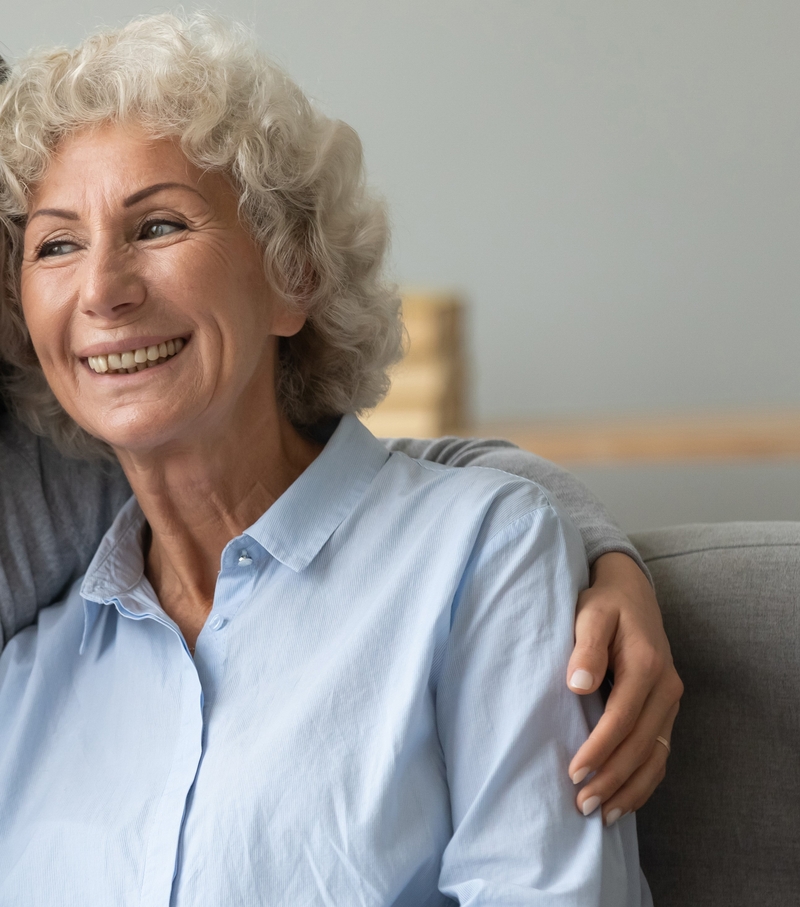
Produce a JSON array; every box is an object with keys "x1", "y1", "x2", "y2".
[
  {"x1": 27, "y1": 183, "x2": 206, "y2": 224},
  {"x1": 123, "y1": 182, "x2": 205, "y2": 207},
  {"x1": 27, "y1": 208, "x2": 79, "y2": 224}
]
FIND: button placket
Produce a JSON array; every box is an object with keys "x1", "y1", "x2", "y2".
[
  {"x1": 196, "y1": 538, "x2": 261, "y2": 652},
  {"x1": 204, "y1": 548, "x2": 253, "y2": 634}
]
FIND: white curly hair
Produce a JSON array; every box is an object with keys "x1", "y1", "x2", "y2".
[{"x1": 0, "y1": 13, "x2": 403, "y2": 457}]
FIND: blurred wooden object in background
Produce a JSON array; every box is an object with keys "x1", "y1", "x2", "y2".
[
  {"x1": 362, "y1": 290, "x2": 467, "y2": 438},
  {"x1": 482, "y1": 410, "x2": 800, "y2": 465},
  {"x1": 361, "y1": 290, "x2": 800, "y2": 464}
]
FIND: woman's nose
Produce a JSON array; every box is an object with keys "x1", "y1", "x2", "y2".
[{"x1": 78, "y1": 242, "x2": 146, "y2": 320}]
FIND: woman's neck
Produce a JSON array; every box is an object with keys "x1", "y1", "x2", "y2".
[{"x1": 115, "y1": 410, "x2": 323, "y2": 652}]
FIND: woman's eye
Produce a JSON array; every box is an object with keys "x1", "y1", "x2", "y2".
[
  {"x1": 141, "y1": 220, "x2": 185, "y2": 240},
  {"x1": 37, "y1": 240, "x2": 79, "y2": 259}
]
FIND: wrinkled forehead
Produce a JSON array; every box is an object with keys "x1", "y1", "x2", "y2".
[{"x1": 28, "y1": 122, "x2": 235, "y2": 218}]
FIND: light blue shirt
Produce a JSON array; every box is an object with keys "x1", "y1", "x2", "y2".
[{"x1": 0, "y1": 415, "x2": 651, "y2": 906}]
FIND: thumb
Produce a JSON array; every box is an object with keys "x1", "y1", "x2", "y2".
[{"x1": 566, "y1": 589, "x2": 616, "y2": 694}]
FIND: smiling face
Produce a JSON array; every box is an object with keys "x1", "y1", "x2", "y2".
[{"x1": 21, "y1": 122, "x2": 305, "y2": 455}]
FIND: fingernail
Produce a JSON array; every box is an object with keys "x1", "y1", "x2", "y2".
[
  {"x1": 569, "y1": 669, "x2": 594, "y2": 691},
  {"x1": 605, "y1": 808, "x2": 622, "y2": 827},
  {"x1": 582, "y1": 795, "x2": 602, "y2": 817},
  {"x1": 571, "y1": 766, "x2": 590, "y2": 785}
]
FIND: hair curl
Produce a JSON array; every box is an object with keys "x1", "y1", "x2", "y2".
[{"x1": 0, "y1": 13, "x2": 403, "y2": 457}]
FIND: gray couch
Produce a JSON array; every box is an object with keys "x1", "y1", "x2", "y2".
[{"x1": 629, "y1": 522, "x2": 800, "y2": 905}]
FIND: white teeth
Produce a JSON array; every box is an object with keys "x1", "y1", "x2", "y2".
[{"x1": 86, "y1": 338, "x2": 186, "y2": 374}]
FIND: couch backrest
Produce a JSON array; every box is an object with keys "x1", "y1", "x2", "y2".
[{"x1": 630, "y1": 522, "x2": 800, "y2": 906}]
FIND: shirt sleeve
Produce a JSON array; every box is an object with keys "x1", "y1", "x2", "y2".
[
  {"x1": 382, "y1": 435, "x2": 648, "y2": 578},
  {"x1": 435, "y1": 499, "x2": 650, "y2": 906}
]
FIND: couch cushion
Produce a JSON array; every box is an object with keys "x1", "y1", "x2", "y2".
[{"x1": 630, "y1": 522, "x2": 800, "y2": 906}]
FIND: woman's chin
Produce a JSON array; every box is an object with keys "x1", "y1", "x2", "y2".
[{"x1": 79, "y1": 410, "x2": 196, "y2": 457}]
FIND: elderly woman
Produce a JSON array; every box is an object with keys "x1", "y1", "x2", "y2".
[{"x1": 0, "y1": 15, "x2": 659, "y2": 904}]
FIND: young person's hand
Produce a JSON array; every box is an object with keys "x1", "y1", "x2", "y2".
[{"x1": 566, "y1": 552, "x2": 683, "y2": 826}]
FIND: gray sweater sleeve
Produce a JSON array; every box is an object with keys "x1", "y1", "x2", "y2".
[
  {"x1": 0, "y1": 411, "x2": 130, "y2": 647},
  {"x1": 383, "y1": 435, "x2": 649, "y2": 576}
]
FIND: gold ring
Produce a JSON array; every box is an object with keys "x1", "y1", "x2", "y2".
[{"x1": 656, "y1": 735, "x2": 671, "y2": 755}]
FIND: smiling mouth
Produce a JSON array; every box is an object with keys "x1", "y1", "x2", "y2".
[{"x1": 87, "y1": 338, "x2": 186, "y2": 374}]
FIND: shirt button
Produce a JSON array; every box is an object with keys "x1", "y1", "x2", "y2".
[
  {"x1": 208, "y1": 614, "x2": 225, "y2": 631},
  {"x1": 237, "y1": 550, "x2": 253, "y2": 566}
]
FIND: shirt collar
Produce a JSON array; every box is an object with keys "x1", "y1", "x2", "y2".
[
  {"x1": 79, "y1": 415, "x2": 390, "y2": 645},
  {"x1": 79, "y1": 496, "x2": 148, "y2": 651},
  {"x1": 244, "y1": 414, "x2": 390, "y2": 572}
]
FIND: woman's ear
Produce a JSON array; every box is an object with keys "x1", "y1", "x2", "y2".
[
  {"x1": 272, "y1": 263, "x2": 317, "y2": 337},
  {"x1": 272, "y1": 305, "x2": 307, "y2": 338}
]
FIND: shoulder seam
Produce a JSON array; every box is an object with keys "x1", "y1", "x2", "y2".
[{"x1": 485, "y1": 501, "x2": 556, "y2": 544}]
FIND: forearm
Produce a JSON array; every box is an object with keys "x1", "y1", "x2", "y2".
[{"x1": 383, "y1": 435, "x2": 648, "y2": 576}]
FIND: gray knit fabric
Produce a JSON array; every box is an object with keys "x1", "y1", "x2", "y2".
[
  {"x1": 632, "y1": 522, "x2": 800, "y2": 906},
  {"x1": 0, "y1": 411, "x2": 131, "y2": 648},
  {"x1": 0, "y1": 417, "x2": 640, "y2": 648}
]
